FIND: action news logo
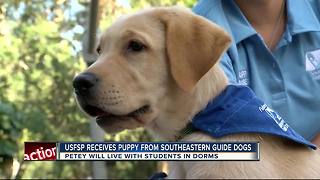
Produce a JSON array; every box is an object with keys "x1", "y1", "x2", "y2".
[{"x1": 24, "y1": 142, "x2": 57, "y2": 161}]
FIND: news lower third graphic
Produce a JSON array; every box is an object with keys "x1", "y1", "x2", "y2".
[{"x1": 24, "y1": 142, "x2": 259, "y2": 161}]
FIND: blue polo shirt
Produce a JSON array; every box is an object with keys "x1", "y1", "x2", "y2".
[{"x1": 193, "y1": 0, "x2": 320, "y2": 140}]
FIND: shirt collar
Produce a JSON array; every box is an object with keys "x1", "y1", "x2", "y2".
[
  {"x1": 193, "y1": 0, "x2": 320, "y2": 44},
  {"x1": 222, "y1": 0, "x2": 257, "y2": 44},
  {"x1": 193, "y1": 0, "x2": 257, "y2": 44},
  {"x1": 287, "y1": 0, "x2": 320, "y2": 35},
  {"x1": 225, "y1": 0, "x2": 320, "y2": 43}
]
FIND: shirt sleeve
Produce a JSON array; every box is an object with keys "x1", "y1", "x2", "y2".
[{"x1": 219, "y1": 52, "x2": 238, "y2": 84}]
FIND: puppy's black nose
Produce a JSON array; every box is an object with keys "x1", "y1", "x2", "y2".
[{"x1": 73, "y1": 72, "x2": 98, "y2": 95}]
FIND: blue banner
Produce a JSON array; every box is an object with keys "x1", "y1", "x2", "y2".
[{"x1": 58, "y1": 142, "x2": 258, "y2": 153}]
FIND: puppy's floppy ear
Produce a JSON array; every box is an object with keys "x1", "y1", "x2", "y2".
[{"x1": 156, "y1": 7, "x2": 231, "y2": 92}]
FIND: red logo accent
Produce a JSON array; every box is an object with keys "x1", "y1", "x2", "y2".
[{"x1": 24, "y1": 142, "x2": 57, "y2": 161}]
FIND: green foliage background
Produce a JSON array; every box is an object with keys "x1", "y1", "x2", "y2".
[{"x1": 0, "y1": 0, "x2": 195, "y2": 179}]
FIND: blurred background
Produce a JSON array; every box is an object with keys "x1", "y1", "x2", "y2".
[{"x1": 0, "y1": 0, "x2": 196, "y2": 179}]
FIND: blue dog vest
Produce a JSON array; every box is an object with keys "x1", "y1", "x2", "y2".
[{"x1": 191, "y1": 85, "x2": 317, "y2": 150}]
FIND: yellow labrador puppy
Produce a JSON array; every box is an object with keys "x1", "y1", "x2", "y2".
[{"x1": 73, "y1": 7, "x2": 320, "y2": 178}]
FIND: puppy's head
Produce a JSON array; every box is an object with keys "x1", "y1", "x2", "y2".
[{"x1": 73, "y1": 7, "x2": 231, "y2": 133}]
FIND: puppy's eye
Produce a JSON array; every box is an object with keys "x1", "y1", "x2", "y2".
[
  {"x1": 96, "y1": 46, "x2": 102, "y2": 54},
  {"x1": 127, "y1": 40, "x2": 145, "y2": 52}
]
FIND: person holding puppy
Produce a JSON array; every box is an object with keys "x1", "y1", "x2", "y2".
[{"x1": 193, "y1": 0, "x2": 320, "y2": 145}]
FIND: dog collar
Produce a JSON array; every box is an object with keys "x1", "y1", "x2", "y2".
[
  {"x1": 175, "y1": 123, "x2": 198, "y2": 141},
  {"x1": 188, "y1": 85, "x2": 317, "y2": 150}
]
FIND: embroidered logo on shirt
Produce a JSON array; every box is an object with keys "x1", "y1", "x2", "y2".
[
  {"x1": 259, "y1": 104, "x2": 289, "y2": 132},
  {"x1": 306, "y1": 49, "x2": 320, "y2": 80},
  {"x1": 238, "y1": 69, "x2": 248, "y2": 85}
]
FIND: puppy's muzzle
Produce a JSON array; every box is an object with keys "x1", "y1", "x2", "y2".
[{"x1": 73, "y1": 72, "x2": 98, "y2": 96}]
